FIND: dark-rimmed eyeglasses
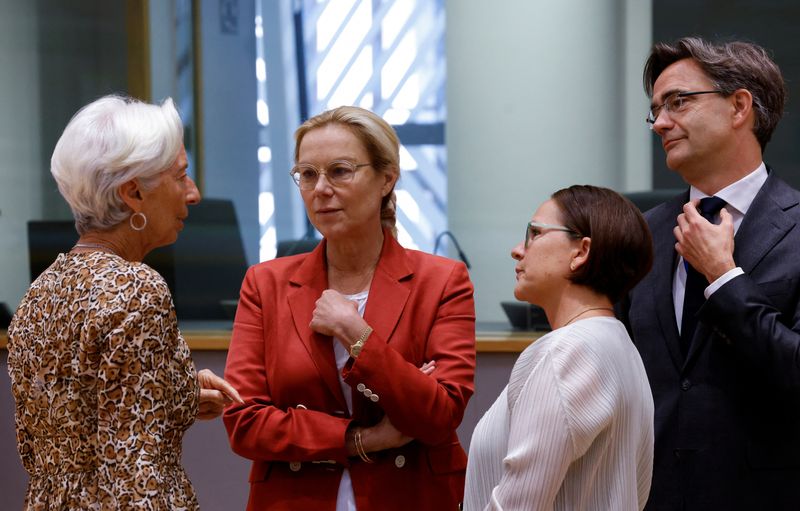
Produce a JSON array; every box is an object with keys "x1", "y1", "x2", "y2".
[
  {"x1": 646, "y1": 90, "x2": 723, "y2": 129},
  {"x1": 290, "y1": 160, "x2": 372, "y2": 190},
  {"x1": 525, "y1": 221, "x2": 581, "y2": 248}
]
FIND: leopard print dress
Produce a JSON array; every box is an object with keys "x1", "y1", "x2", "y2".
[{"x1": 7, "y1": 251, "x2": 200, "y2": 510}]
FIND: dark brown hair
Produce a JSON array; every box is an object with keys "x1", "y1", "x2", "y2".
[
  {"x1": 643, "y1": 37, "x2": 786, "y2": 151},
  {"x1": 551, "y1": 185, "x2": 653, "y2": 303}
]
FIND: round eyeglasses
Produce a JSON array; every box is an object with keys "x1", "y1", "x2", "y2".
[
  {"x1": 646, "y1": 90, "x2": 722, "y2": 129},
  {"x1": 289, "y1": 160, "x2": 372, "y2": 190}
]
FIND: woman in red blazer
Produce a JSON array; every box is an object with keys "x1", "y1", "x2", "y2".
[{"x1": 223, "y1": 106, "x2": 476, "y2": 511}]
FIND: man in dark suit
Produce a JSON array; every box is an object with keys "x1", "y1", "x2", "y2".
[{"x1": 621, "y1": 37, "x2": 800, "y2": 510}]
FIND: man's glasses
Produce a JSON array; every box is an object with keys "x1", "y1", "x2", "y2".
[
  {"x1": 525, "y1": 221, "x2": 581, "y2": 248},
  {"x1": 646, "y1": 90, "x2": 723, "y2": 129},
  {"x1": 290, "y1": 160, "x2": 372, "y2": 190}
]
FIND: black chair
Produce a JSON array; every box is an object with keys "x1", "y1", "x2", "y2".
[
  {"x1": 0, "y1": 302, "x2": 12, "y2": 329},
  {"x1": 26, "y1": 198, "x2": 248, "y2": 320}
]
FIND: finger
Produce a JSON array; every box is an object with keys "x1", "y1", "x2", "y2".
[
  {"x1": 198, "y1": 370, "x2": 245, "y2": 404},
  {"x1": 200, "y1": 388, "x2": 227, "y2": 405},
  {"x1": 199, "y1": 400, "x2": 224, "y2": 413},
  {"x1": 719, "y1": 207, "x2": 734, "y2": 230},
  {"x1": 197, "y1": 402, "x2": 225, "y2": 420},
  {"x1": 674, "y1": 241, "x2": 686, "y2": 258},
  {"x1": 419, "y1": 360, "x2": 436, "y2": 375},
  {"x1": 682, "y1": 201, "x2": 702, "y2": 220},
  {"x1": 210, "y1": 376, "x2": 245, "y2": 404},
  {"x1": 673, "y1": 225, "x2": 684, "y2": 244},
  {"x1": 675, "y1": 212, "x2": 689, "y2": 233}
]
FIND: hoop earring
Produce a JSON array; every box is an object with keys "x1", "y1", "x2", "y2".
[{"x1": 130, "y1": 212, "x2": 147, "y2": 231}]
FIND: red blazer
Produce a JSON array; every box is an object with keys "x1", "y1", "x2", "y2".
[{"x1": 223, "y1": 232, "x2": 476, "y2": 511}]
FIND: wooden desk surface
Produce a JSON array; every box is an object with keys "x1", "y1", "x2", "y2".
[{"x1": 0, "y1": 328, "x2": 540, "y2": 353}]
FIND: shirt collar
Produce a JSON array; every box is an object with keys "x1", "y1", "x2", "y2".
[{"x1": 689, "y1": 162, "x2": 767, "y2": 216}]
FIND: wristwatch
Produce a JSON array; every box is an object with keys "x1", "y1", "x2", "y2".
[{"x1": 350, "y1": 326, "x2": 373, "y2": 358}]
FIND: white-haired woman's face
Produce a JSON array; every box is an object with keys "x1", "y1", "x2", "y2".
[{"x1": 139, "y1": 145, "x2": 200, "y2": 249}]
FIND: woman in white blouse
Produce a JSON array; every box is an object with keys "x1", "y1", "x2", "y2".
[{"x1": 464, "y1": 185, "x2": 655, "y2": 511}]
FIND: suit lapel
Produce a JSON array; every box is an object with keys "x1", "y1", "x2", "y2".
[
  {"x1": 732, "y1": 174, "x2": 798, "y2": 274},
  {"x1": 287, "y1": 239, "x2": 349, "y2": 410},
  {"x1": 685, "y1": 173, "x2": 799, "y2": 364},
  {"x1": 650, "y1": 193, "x2": 688, "y2": 370}
]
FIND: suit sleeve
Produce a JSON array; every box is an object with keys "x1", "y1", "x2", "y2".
[
  {"x1": 703, "y1": 273, "x2": 800, "y2": 391},
  {"x1": 342, "y1": 262, "x2": 476, "y2": 445},
  {"x1": 223, "y1": 266, "x2": 353, "y2": 464}
]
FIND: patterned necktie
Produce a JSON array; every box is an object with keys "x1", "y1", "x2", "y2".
[{"x1": 680, "y1": 196, "x2": 727, "y2": 358}]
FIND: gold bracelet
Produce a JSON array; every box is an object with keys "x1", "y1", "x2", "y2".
[
  {"x1": 349, "y1": 325, "x2": 373, "y2": 358},
  {"x1": 354, "y1": 429, "x2": 374, "y2": 463}
]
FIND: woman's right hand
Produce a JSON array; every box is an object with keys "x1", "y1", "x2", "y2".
[
  {"x1": 197, "y1": 368, "x2": 244, "y2": 420},
  {"x1": 358, "y1": 415, "x2": 413, "y2": 453}
]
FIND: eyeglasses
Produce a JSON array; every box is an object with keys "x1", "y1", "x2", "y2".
[
  {"x1": 525, "y1": 221, "x2": 581, "y2": 248},
  {"x1": 290, "y1": 160, "x2": 372, "y2": 190},
  {"x1": 646, "y1": 90, "x2": 723, "y2": 129}
]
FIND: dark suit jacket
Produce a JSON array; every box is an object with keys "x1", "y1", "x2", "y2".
[
  {"x1": 223, "y1": 231, "x2": 476, "y2": 511},
  {"x1": 620, "y1": 172, "x2": 800, "y2": 510}
]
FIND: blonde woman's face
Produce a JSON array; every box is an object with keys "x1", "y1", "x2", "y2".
[{"x1": 296, "y1": 124, "x2": 395, "y2": 241}]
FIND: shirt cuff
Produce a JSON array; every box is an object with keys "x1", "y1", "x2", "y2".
[{"x1": 704, "y1": 267, "x2": 745, "y2": 298}]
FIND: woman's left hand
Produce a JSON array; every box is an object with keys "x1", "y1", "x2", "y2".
[
  {"x1": 197, "y1": 368, "x2": 245, "y2": 420},
  {"x1": 310, "y1": 289, "x2": 366, "y2": 344}
]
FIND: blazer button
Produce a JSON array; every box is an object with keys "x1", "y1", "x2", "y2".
[
  {"x1": 364, "y1": 389, "x2": 373, "y2": 397},
  {"x1": 289, "y1": 461, "x2": 302, "y2": 472},
  {"x1": 680, "y1": 379, "x2": 691, "y2": 391},
  {"x1": 370, "y1": 394, "x2": 379, "y2": 402},
  {"x1": 357, "y1": 383, "x2": 366, "y2": 392},
  {"x1": 394, "y1": 455, "x2": 406, "y2": 468}
]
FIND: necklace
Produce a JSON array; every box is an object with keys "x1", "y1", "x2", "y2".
[
  {"x1": 72, "y1": 242, "x2": 119, "y2": 257},
  {"x1": 563, "y1": 306, "x2": 615, "y2": 326}
]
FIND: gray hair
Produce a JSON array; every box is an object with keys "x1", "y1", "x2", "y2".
[{"x1": 50, "y1": 95, "x2": 184, "y2": 235}]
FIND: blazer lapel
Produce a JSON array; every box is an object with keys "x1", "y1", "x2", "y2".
[
  {"x1": 286, "y1": 239, "x2": 349, "y2": 411},
  {"x1": 363, "y1": 233, "x2": 413, "y2": 345},
  {"x1": 650, "y1": 193, "x2": 688, "y2": 371},
  {"x1": 352, "y1": 232, "x2": 413, "y2": 421}
]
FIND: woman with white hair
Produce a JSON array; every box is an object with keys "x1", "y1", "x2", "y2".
[{"x1": 7, "y1": 95, "x2": 242, "y2": 510}]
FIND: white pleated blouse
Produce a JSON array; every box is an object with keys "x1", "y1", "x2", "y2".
[{"x1": 464, "y1": 317, "x2": 654, "y2": 511}]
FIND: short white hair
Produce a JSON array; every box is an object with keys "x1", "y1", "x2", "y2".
[{"x1": 51, "y1": 95, "x2": 184, "y2": 234}]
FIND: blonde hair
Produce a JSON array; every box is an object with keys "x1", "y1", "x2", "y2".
[
  {"x1": 50, "y1": 95, "x2": 183, "y2": 234},
  {"x1": 294, "y1": 106, "x2": 400, "y2": 237}
]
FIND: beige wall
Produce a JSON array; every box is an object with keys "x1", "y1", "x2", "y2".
[
  {"x1": 0, "y1": 0, "x2": 43, "y2": 309},
  {"x1": 446, "y1": 0, "x2": 652, "y2": 321}
]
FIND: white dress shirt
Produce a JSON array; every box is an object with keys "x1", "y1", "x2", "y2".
[{"x1": 673, "y1": 163, "x2": 767, "y2": 332}]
